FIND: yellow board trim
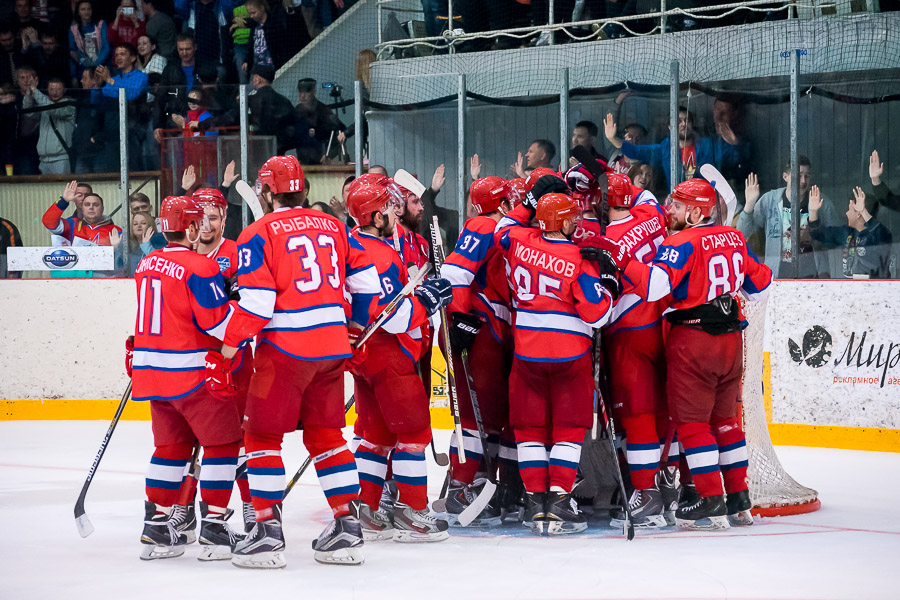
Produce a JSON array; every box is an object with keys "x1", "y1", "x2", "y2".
[{"x1": 2, "y1": 399, "x2": 898, "y2": 452}]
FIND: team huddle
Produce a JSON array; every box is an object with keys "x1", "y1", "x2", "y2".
[{"x1": 127, "y1": 151, "x2": 772, "y2": 568}]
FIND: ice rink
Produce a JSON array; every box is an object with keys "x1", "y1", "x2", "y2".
[{"x1": 2, "y1": 421, "x2": 898, "y2": 600}]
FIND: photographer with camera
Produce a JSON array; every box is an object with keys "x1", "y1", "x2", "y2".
[{"x1": 294, "y1": 77, "x2": 347, "y2": 165}]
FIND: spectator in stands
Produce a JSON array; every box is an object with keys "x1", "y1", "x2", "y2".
[
  {"x1": 26, "y1": 31, "x2": 69, "y2": 87},
  {"x1": 68, "y1": 1, "x2": 109, "y2": 87},
  {"x1": 12, "y1": 0, "x2": 47, "y2": 44},
  {"x1": 96, "y1": 44, "x2": 149, "y2": 101},
  {"x1": 369, "y1": 164, "x2": 388, "y2": 175},
  {"x1": 186, "y1": 0, "x2": 229, "y2": 80},
  {"x1": 143, "y1": 0, "x2": 178, "y2": 61},
  {"x1": 130, "y1": 191, "x2": 153, "y2": 214},
  {"x1": 229, "y1": 2, "x2": 252, "y2": 84},
  {"x1": 137, "y1": 35, "x2": 167, "y2": 75},
  {"x1": 604, "y1": 107, "x2": 742, "y2": 188},
  {"x1": 172, "y1": 87, "x2": 216, "y2": 137},
  {"x1": 247, "y1": 64, "x2": 297, "y2": 154},
  {"x1": 108, "y1": 0, "x2": 147, "y2": 48},
  {"x1": 1, "y1": 26, "x2": 28, "y2": 88},
  {"x1": 294, "y1": 77, "x2": 345, "y2": 165},
  {"x1": 14, "y1": 65, "x2": 41, "y2": 175},
  {"x1": 627, "y1": 161, "x2": 664, "y2": 201},
  {"x1": 244, "y1": 0, "x2": 292, "y2": 72},
  {"x1": 328, "y1": 174, "x2": 354, "y2": 223},
  {"x1": 809, "y1": 185, "x2": 892, "y2": 279},
  {"x1": 868, "y1": 150, "x2": 900, "y2": 213},
  {"x1": 0, "y1": 216, "x2": 23, "y2": 279},
  {"x1": 711, "y1": 97, "x2": 751, "y2": 182},
  {"x1": 738, "y1": 157, "x2": 837, "y2": 279},
  {"x1": 42, "y1": 181, "x2": 122, "y2": 246},
  {"x1": 608, "y1": 122, "x2": 647, "y2": 174},
  {"x1": 128, "y1": 210, "x2": 157, "y2": 275},
  {"x1": 568, "y1": 120, "x2": 602, "y2": 167},
  {"x1": 71, "y1": 68, "x2": 106, "y2": 173},
  {"x1": 153, "y1": 33, "x2": 201, "y2": 142},
  {"x1": 21, "y1": 76, "x2": 75, "y2": 174},
  {"x1": 512, "y1": 138, "x2": 556, "y2": 178},
  {"x1": 195, "y1": 64, "x2": 238, "y2": 128},
  {"x1": 94, "y1": 44, "x2": 148, "y2": 171}
]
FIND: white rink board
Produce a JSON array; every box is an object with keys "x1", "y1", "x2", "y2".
[
  {"x1": 1, "y1": 423, "x2": 899, "y2": 600},
  {"x1": 765, "y1": 280, "x2": 900, "y2": 429}
]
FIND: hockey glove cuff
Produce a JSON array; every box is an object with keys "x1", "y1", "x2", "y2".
[
  {"x1": 578, "y1": 235, "x2": 631, "y2": 271},
  {"x1": 205, "y1": 350, "x2": 237, "y2": 400},
  {"x1": 415, "y1": 278, "x2": 453, "y2": 316},
  {"x1": 449, "y1": 311, "x2": 483, "y2": 351},
  {"x1": 523, "y1": 175, "x2": 568, "y2": 218}
]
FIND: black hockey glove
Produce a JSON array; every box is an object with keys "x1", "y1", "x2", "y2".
[
  {"x1": 523, "y1": 174, "x2": 569, "y2": 217},
  {"x1": 581, "y1": 247, "x2": 620, "y2": 301},
  {"x1": 449, "y1": 311, "x2": 483, "y2": 351},
  {"x1": 415, "y1": 277, "x2": 453, "y2": 316}
]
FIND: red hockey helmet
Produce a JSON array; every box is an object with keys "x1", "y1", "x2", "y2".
[
  {"x1": 347, "y1": 184, "x2": 399, "y2": 227},
  {"x1": 192, "y1": 188, "x2": 227, "y2": 212},
  {"x1": 606, "y1": 173, "x2": 635, "y2": 208},
  {"x1": 524, "y1": 167, "x2": 560, "y2": 191},
  {"x1": 469, "y1": 176, "x2": 507, "y2": 215},
  {"x1": 669, "y1": 178, "x2": 717, "y2": 218},
  {"x1": 258, "y1": 155, "x2": 304, "y2": 195},
  {"x1": 157, "y1": 195, "x2": 204, "y2": 232},
  {"x1": 504, "y1": 178, "x2": 528, "y2": 207},
  {"x1": 536, "y1": 193, "x2": 580, "y2": 232}
]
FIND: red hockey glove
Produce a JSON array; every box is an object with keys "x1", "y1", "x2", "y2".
[
  {"x1": 346, "y1": 325, "x2": 368, "y2": 376},
  {"x1": 578, "y1": 235, "x2": 631, "y2": 271},
  {"x1": 125, "y1": 336, "x2": 134, "y2": 378},
  {"x1": 205, "y1": 350, "x2": 236, "y2": 400}
]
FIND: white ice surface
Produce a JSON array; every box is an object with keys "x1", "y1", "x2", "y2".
[{"x1": 1, "y1": 421, "x2": 898, "y2": 600}]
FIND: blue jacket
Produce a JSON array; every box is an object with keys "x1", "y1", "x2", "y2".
[{"x1": 621, "y1": 135, "x2": 744, "y2": 188}]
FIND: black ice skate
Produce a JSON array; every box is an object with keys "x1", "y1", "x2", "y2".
[
  {"x1": 139, "y1": 501, "x2": 188, "y2": 560},
  {"x1": 523, "y1": 492, "x2": 548, "y2": 535},
  {"x1": 392, "y1": 502, "x2": 450, "y2": 543},
  {"x1": 241, "y1": 501, "x2": 255, "y2": 534},
  {"x1": 358, "y1": 501, "x2": 395, "y2": 541},
  {"x1": 380, "y1": 479, "x2": 398, "y2": 516},
  {"x1": 678, "y1": 482, "x2": 701, "y2": 510},
  {"x1": 675, "y1": 493, "x2": 730, "y2": 530},
  {"x1": 726, "y1": 489, "x2": 754, "y2": 527},
  {"x1": 545, "y1": 491, "x2": 588, "y2": 535},
  {"x1": 497, "y1": 477, "x2": 525, "y2": 523},
  {"x1": 197, "y1": 502, "x2": 245, "y2": 561},
  {"x1": 231, "y1": 503, "x2": 286, "y2": 569},
  {"x1": 443, "y1": 479, "x2": 502, "y2": 528},
  {"x1": 610, "y1": 486, "x2": 667, "y2": 529},
  {"x1": 170, "y1": 502, "x2": 196, "y2": 544},
  {"x1": 657, "y1": 467, "x2": 679, "y2": 526},
  {"x1": 312, "y1": 514, "x2": 365, "y2": 565}
]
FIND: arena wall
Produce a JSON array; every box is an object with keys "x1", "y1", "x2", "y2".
[{"x1": 1, "y1": 278, "x2": 898, "y2": 452}]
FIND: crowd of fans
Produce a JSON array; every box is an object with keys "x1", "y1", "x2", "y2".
[{"x1": 0, "y1": 0, "x2": 355, "y2": 176}]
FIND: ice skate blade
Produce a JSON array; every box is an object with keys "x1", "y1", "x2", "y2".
[
  {"x1": 314, "y1": 546, "x2": 365, "y2": 565},
  {"x1": 139, "y1": 543, "x2": 185, "y2": 560},
  {"x1": 362, "y1": 528, "x2": 395, "y2": 541},
  {"x1": 446, "y1": 512, "x2": 502, "y2": 529},
  {"x1": 675, "y1": 515, "x2": 731, "y2": 531},
  {"x1": 526, "y1": 520, "x2": 547, "y2": 536},
  {"x1": 430, "y1": 498, "x2": 448, "y2": 512},
  {"x1": 181, "y1": 530, "x2": 197, "y2": 544},
  {"x1": 197, "y1": 544, "x2": 232, "y2": 561},
  {"x1": 610, "y1": 514, "x2": 667, "y2": 529},
  {"x1": 664, "y1": 510, "x2": 676, "y2": 526},
  {"x1": 231, "y1": 551, "x2": 286, "y2": 569},
  {"x1": 727, "y1": 510, "x2": 754, "y2": 527},
  {"x1": 392, "y1": 529, "x2": 450, "y2": 543},
  {"x1": 546, "y1": 520, "x2": 588, "y2": 535}
]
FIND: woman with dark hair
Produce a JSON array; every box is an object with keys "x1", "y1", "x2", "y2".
[
  {"x1": 108, "y1": 0, "x2": 146, "y2": 48},
  {"x1": 136, "y1": 34, "x2": 167, "y2": 75},
  {"x1": 68, "y1": 0, "x2": 109, "y2": 86}
]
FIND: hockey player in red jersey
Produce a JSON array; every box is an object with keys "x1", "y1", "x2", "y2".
[
  {"x1": 619, "y1": 178, "x2": 772, "y2": 530},
  {"x1": 439, "y1": 176, "x2": 515, "y2": 526},
  {"x1": 498, "y1": 191, "x2": 617, "y2": 535},
  {"x1": 43, "y1": 181, "x2": 122, "y2": 246},
  {"x1": 347, "y1": 181, "x2": 454, "y2": 543},
  {"x1": 206, "y1": 155, "x2": 383, "y2": 568},
  {"x1": 192, "y1": 187, "x2": 256, "y2": 533},
  {"x1": 131, "y1": 195, "x2": 244, "y2": 561},
  {"x1": 580, "y1": 173, "x2": 674, "y2": 528}
]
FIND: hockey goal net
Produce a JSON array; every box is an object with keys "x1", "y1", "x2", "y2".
[{"x1": 741, "y1": 296, "x2": 821, "y2": 517}]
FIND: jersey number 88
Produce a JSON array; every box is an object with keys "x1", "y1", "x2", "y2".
[{"x1": 707, "y1": 252, "x2": 745, "y2": 301}]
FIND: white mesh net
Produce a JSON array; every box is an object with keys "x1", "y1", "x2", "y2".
[{"x1": 741, "y1": 296, "x2": 820, "y2": 515}]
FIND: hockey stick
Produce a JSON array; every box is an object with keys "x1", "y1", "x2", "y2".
[
  {"x1": 355, "y1": 263, "x2": 432, "y2": 349},
  {"x1": 699, "y1": 164, "x2": 738, "y2": 227},
  {"x1": 414, "y1": 361, "x2": 451, "y2": 467},
  {"x1": 234, "y1": 179, "x2": 265, "y2": 221},
  {"x1": 392, "y1": 169, "x2": 427, "y2": 198},
  {"x1": 455, "y1": 349, "x2": 498, "y2": 526},
  {"x1": 75, "y1": 380, "x2": 132, "y2": 538},
  {"x1": 429, "y1": 216, "x2": 466, "y2": 464},
  {"x1": 592, "y1": 330, "x2": 635, "y2": 541},
  {"x1": 283, "y1": 395, "x2": 356, "y2": 499}
]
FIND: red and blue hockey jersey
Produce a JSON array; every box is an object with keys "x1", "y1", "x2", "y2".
[
  {"x1": 42, "y1": 199, "x2": 122, "y2": 245},
  {"x1": 628, "y1": 224, "x2": 772, "y2": 309},
  {"x1": 132, "y1": 245, "x2": 234, "y2": 402},
  {"x1": 223, "y1": 207, "x2": 381, "y2": 360},
  {"x1": 206, "y1": 237, "x2": 239, "y2": 280},
  {"x1": 351, "y1": 227, "x2": 431, "y2": 362},
  {"x1": 498, "y1": 210, "x2": 614, "y2": 362}
]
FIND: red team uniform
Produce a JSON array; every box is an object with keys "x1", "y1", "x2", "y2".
[
  {"x1": 626, "y1": 178, "x2": 772, "y2": 529},
  {"x1": 42, "y1": 198, "x2": 122, "y2": 245}
]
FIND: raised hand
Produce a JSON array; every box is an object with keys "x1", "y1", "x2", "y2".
[
  {"x1": 431, "y1": 163, "x2": 446, "y2": 192},
  {"x1": 329, "y1": 195, "x2": 347, "y2": 220},
  {"x1": 62, "y1": 180, "x2": 79, "y2": 203},
  {"x1": 142, "y1": 227, "x2": 154, "y2": 244},
  {"x1": 808, "y1": 185, "x2": 823, "y2": 215},
  {"x1": 181, "y1": 165, "x2": 196, "y2": 192},
  {"x1": 223, "y1": 159, "x2": 239, "y2": 187},
  {"x1": 469, "y1": 154, "x2": 482, "y2": 180},
  {"x1": 717, "y1": 120, "x2": 739, "y2": 145},
  {"x1": 603, "y1": 112, "x2": 622, "y2": 148},
  {"x1": 109, "y1": 229, "x2": 122, "y2": 247},
  {"x1": 744, "y1": 172, "x2": 760, "y2": 212},
  {"x1": 852, "y1": 186, "x2": 867, "y2": 213},
  {"x1": 869, "y1": 150, "x2": 884, "y2": 186},
  {"x1": 511, "y1": 152, "x2": 526, "y2": 178}
]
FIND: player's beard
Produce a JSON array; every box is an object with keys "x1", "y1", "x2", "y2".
[{"x1": 400, "y1": 210, "x2": 422, "y2": 232}]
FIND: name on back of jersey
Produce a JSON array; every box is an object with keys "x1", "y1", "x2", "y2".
[
  {"x1": 700, "y1": 231, "x2": 743, "y2": 251},
  {"x1": 513, "y1": 244, "x2": 576, "y2": 278},
  {"x1": 618, "y1": 218, "x2": 664, "y2": 254},
  {"x1": 136, "y1": 255, "x2": 186, "y2": 280},
  {"x1": 269, "y1": 213, "x2": 341, "y2": 236}
]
